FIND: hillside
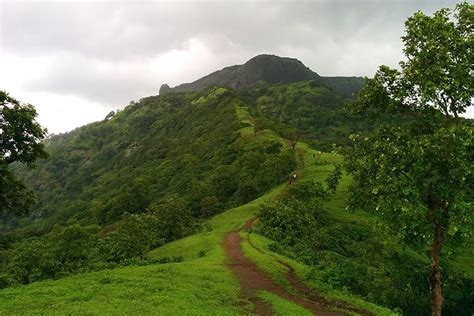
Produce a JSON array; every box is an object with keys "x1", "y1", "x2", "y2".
[
  {"x1": 1, "y1": 57, "x2": 472, "y2": 315},
  {"x1": 2, "y1": 121, "x2": 471, "y2": 314},
  {"x1": 0, "y1": 125, "x2": 395, "y2": 315},
  {"x1": 3, "y1": 79, "x2": 368, "y2": 235},
  {"x1": 4, "y1": 88, "x2": 295, "y2": 232},
  {"x1": 159, "y1": 54, "x2": 364, "y2": 100}
]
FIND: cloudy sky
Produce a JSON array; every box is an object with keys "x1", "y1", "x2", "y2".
[{"x1": 1, "y1": 0, "x2": 470, "y2": 134}]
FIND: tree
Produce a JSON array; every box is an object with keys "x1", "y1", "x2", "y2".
[
  {"x1": 102, "y1": 213, "x2": 157, "y2": 262},
  {"x1": 200, "y1": 196, "x2": 220, "y2": 218},
  {"x1": 0, "y1": 91, "x2": 47, "y2": 215},
  {"x1": 148, "y1": 196, "x2": 195, "y2": 243},
  {"x1": 46, "y1": 224, "x2": 99, "y2": 272},
  {"x1": 344, "y1": 3, "x2": 473, "y2": 315},
  {"x1": 257, "y1": 180, "x2": 330, "y2": 251},
  {"x1": 7, "y1": 239, "x2": 47, "y2": 285}
]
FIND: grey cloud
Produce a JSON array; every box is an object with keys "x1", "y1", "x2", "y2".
[
  {"x1": 0, "y1": 0, "x2": 461, "y2": 111},
  {"x1": 3, "y1": 1, "x2": 458, "y2": 58},
  {"x1": 23, "y1": 54, "x2": 159, "y2": 106}
]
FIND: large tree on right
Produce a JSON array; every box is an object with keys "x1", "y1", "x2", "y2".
[{"x1": 344, "y1": 3, "x2": 473, "y2": 315}]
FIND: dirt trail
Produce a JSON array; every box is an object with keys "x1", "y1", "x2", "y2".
[
  {"x1": 246, "y1": 229, "x2": 374, "y2": 316},
  {"x1": 223, "y1": 218, "x2": 345, "y2": 316}
]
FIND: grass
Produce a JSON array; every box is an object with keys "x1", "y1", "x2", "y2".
[
  {"x1": 0, "y1": 260, "x2": 241, "y2": 315},
  {"x1": 0, "y1": 184, "x2": 282, "y2": 315},
  {"x1": 258, "y1": 291, "x2": 313, "y2": 316},
  {"x1": 0, "y1": 182, "x2": 285, "y2": 315}
]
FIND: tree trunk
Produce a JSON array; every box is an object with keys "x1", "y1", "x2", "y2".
[
  {"x1": 21, "y1": 272, "x2": 30, "y2": 285},
  {"x1": 430, "y1": 220, "x2": 443, "y2": 316}
]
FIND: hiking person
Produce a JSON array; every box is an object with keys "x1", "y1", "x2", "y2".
[{"x1": 289, "y1": 174, "x2": 297, "y2": 184}]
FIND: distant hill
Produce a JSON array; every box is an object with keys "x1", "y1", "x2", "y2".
[{"x1": 160, "y1": 54, "x2": 364, "y2": 99}]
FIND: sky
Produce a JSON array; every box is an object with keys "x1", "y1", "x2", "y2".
[{"x1": 0, "y1": 0, "x2": 471, "y2": 134}]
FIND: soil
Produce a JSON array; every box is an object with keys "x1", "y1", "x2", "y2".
[{"x1": 223, "y1": 217, "x2": 347, "y2": 315}]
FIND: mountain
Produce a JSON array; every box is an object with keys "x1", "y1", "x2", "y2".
[
  {"x1": 159, "y1": 54, "x2": 364, "y2": 99},
  {"x1": 1, "y1": 56, "x2": 471, "y2": 315}
]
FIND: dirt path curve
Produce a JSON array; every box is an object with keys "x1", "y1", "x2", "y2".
[
  {"x1": 223, "y1": 218, "x2": 345, "y2": 316},
  {"x1": 246, "y1": 223, "x2": 374, "y2": 316}
]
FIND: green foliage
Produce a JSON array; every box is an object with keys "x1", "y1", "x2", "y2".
[
  {"x1": 245, "y1": 82, "x2": 353, "y2": 146},
  {"x1": 257, "y1": 144, "x2": 473, "y2": 314},
  {"x1": 46, "y1": 224, "x2": 100, "y2": 274},
  {"x1": 237, "y1": 80, "x2": 400, "y2": 151},
  {"x1": 0, "y1": 166, "x2": 36, "y2": 218},
  {"x1": 0, "y1": 91, "x2": 47, "y2": 166},
  {"x1": 6, "y1": 87, "x2": 295, "y2": 233},
  {"x1": 200, "y1": 196, "x2": 221, "y2": 218},
  {"x1": 94, "y1": 180, "x2": 151, "y2": 224},
  {"x1": 258, "y1": 180, "x2": 473, "y2": 314},
  {"x1": 0, "y1": 14, "x2": 471, "y2": 313},
  {"x1": 3, "y1": 206, "x2": 199, "y2": 285},
  {"x1": 148, "y1": 196, "x2": 196, "y2": 243},
  {"x1": 324, "y1": 164, "x2": 342, "y2": 193},
  {"x1": 99, "y1": 214, "x2": 158, "y2": 263},
  {"x1": 5, "y1": 224, "x2": 100, "y2": 285},
  {"x1": 0, "y1": 91, "x2": 47, "y2": 216},
  {"x1": 286, "y1": 179, "x2": 328, "y2": 201},
  {"x1": 6, "y1": 239, "x2": 48, "y2": 285},
  {"x1": 401, "y1": 2, "x2": 473, "y2": 117},
  {"x1": 0, "y1": 85, "x2": 299, "y2": 288},
  {"x1": 344, "y1": 3, "x2": 473, "y2": 314},
  {"x1": 345, "y1": 125, "x2": 473, "y2": 244},
  {"x1": 257, "y1": 181, "x2": 330, "y2": 252},
  {"x1": 320, "y1": 76, "x2": 365, "y2": 99},
  {"x1": 346, "y1": 0, "x2": 473, "y2": 259}
]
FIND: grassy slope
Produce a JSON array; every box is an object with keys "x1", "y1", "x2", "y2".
[
  {"x1": 0, "y1": 262, "x2": 240, "y2": 315},
  {"x1": 258, "y1": 291, "x2": 313, "y2": 316},
  {"x1": 238, "y1": 141, "x2": 396, "y2": 316},
  {"x1": 0, "y1": 106, "x2": 394, "y2": 315}
]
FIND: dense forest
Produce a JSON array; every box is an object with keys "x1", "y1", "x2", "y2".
[{"x1": 2, "y1": 79, "x2": 368, "y2": 236}]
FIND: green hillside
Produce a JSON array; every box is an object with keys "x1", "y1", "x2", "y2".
[
  {"x1": 1, "y1": 70, "x2": 472, "y2": 314},
  {"x1": 3, "y1": 79, "x2": 367, "y2": 237},
  {"x1": 4, "y1": 87, "x2": 296, "y2": 232},
  {"x1": 0, "y1": 127, "x2": 394, "y2": 315},
  {"x1": 1, "y1": 86, "x2": 472, "y2": 314}
]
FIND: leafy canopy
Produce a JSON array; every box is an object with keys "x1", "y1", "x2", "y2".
[
  {"x1": 346, "y1": 1, "x2": 473, "y2": 245},
  {"x1": 344, "y1": 2, "x2": 473, "y2": 315},
  {"x1": 0, "y1": 91, "x2": 47, "y2": 216}
]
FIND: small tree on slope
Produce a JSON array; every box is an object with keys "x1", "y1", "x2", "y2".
[{"x1": 343, "y1": 3, "x2": 473, "y2": 316}]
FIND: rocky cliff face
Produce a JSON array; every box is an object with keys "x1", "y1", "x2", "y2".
[
  {"x1": 160, "y1": 55, "x2": 319, "y2": 93},
  {"x1": 159, "y1": 54, "x2": 364, "y2": 99},
  {"x1": 232, "y1": 54, "x2": 320, "y2": 88}
]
